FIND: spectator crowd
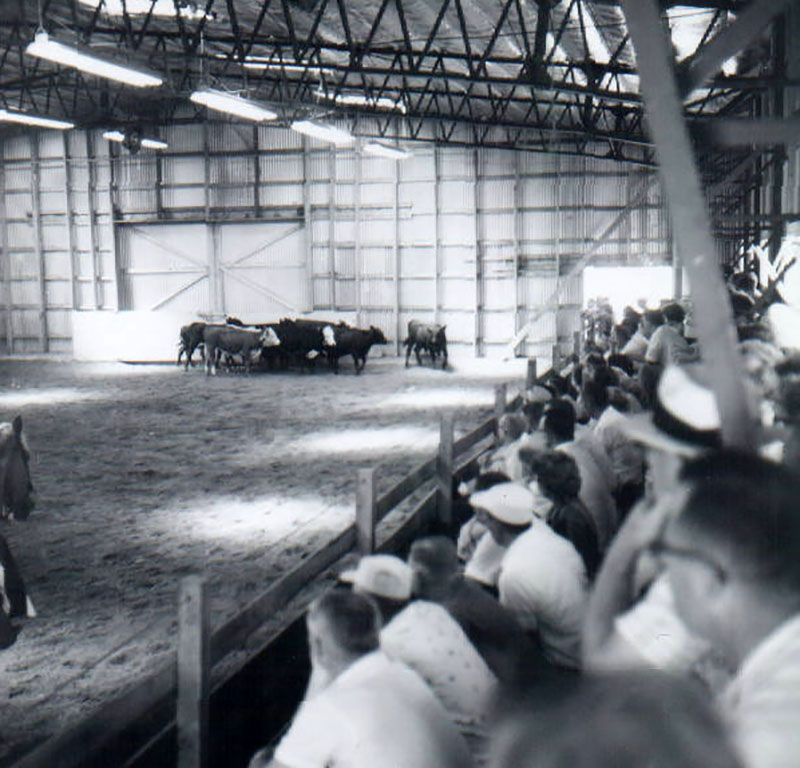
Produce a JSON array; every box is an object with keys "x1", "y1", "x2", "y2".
[{"x1": 249, "y1": 256, "x2": 800, "y2": 768}]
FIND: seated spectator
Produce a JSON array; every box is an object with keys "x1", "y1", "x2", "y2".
[
  {"x1": 249, "y1": 590, "x2": 472, "y2": 768},
  {"x1": 347, "y1": 556, "x2": 498, "y2": 756},
  {"x1": 470, "y1": 482, "x2": 588, "y2": 669},
  {"x1": 408, "y1": 536, "x2": 546, "y2": 688},
  {"x1": 542, "y1": 398, "x2": 618, "y2": 553},
  {"x1": 622, "y1": 308, "x2": 664, "y2": 367},
  {"x1": 341, "y1": 553, "x2": 411, "y2": 624},
  {"x1": 641, "y1": 302, "x2": 699, "y2": 406},
  {"x1": 458, "y1": 471, "x2": 512, "y2": 565},
  {"x1": 530, "y1": 451, "x2": 600, "y2": 580},
  {"x1": 479, "y1": 413, "x2": 529, "y2": 479},
  {"x1": 490, "y1": 669, "x2": 744, "y2": 768}
]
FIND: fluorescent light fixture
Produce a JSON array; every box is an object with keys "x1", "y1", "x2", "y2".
[
  {"x1": 291, "y1": 120, "x2": 355, "y2": 146},
  {"x1": 0, "y1": 108, "x2": 74, "y2": 130},
  {"x1": 315, "y1": 88, "x2": 407, "y2": 114},
  {"x1": 103, "y1": 130, "x2": 167, "y2": 150},
  {"x1": 190, "y1": 89, "x2": 278, "y2": 122},
  {"x1": 141, "y1": 137, "x2": 168, "y2": 150},
  {"x1": 363, "y1": 142, "x2": 413, "y2": 160},
  {"x1": 78, "y1": 0, "x2": 213, "y2": 20},
  {"x1": 26, "y1": 31, "x2": 163, "y2": 88},
  {"x1": 231, "y1": 57, "x2": 335, "y2": 77}
]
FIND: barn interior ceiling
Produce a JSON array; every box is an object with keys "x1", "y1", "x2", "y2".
[{"x1": 0, "y1": 0, "x2": 794, "y2": 248}]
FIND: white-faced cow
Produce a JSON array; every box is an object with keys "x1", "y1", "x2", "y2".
[
  {"x1": 404, "y1": 320, "x2": 448, "y2": 369},
  {"x1": 329, "y1": 326, "x2": 388, "y2": 374},
  {"x1": 203, "y1": 325, "x2": 281, "y2": 376}
]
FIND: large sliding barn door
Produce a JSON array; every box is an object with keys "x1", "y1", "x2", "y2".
[{"x1": 117, "y1": 221, "x2": 308, "y2": 318}]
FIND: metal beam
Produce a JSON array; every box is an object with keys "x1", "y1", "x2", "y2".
[
  {"x1": 680, "y1": 0, "x2": 794, "y2": 96},
  {"x1": 694, "y1": 116, "x2": 800, "y2": 147},
  {"x1": 30, "y1": 134, "x2": 48, "y2": 352},
  {"x1": 622, "y1": 0, "x2": 756, "y2": 450},
  {"x1": 0, "y1": 158, "x2": 11, "y2": 354}
]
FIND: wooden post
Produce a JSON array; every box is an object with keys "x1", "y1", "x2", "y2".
[
  {"x1": 356, "y1": 468, "x2": 376, "y2": 555},
  {"x1": 437, "y1": 415, "x2": 454, "y2": 530},
  {"x1": 573, "y1": 330, "x2": 581, "y2": 359},
  {"x1": 526, "y1": 358, "x2": 538, "y2": 389},
  {"x1": 494, "y1": 383, "x2": 507, "y2": 420},
  {"x1": 177, "y1": 575, "x2": 209, "y2": 768},
  {"x1": 62, "y1": 133, "x2": 79, "y2": 312},
  {"x1": 552, "y1": 344, "x2": 561, "y2": 374}
]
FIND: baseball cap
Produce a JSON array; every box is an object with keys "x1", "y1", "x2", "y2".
[
  {"x1": 469, "y1": 482, "x2": 535, "y2": 525},
  {"x1": 340, "y1": 554, "x2": 413, "y2": 601}
]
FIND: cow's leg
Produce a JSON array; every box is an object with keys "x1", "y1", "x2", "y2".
[
  {"x1": 404, "y1": 342, "x2": 413, "y2": 367},
  {"x1": 441, "y1": 349, "x2": 448, "y2": 369},
  {"x1": 415, "y1": 343, "x2": 424, "y2": 366},
  {"x1": 178, "y1": 344, "x2": 185, "y2": 368}
]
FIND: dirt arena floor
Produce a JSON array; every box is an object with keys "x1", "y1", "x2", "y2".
[{"x1": 0, "y1": 354, "x2": 527, "y2": 766}]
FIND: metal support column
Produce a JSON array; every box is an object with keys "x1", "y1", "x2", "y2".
[
  {"x1": 302, "y1": 137, "x2": 314, "y2": 313},
  {"x1": 355, "y1": 146, "x2": 362, "y2": 328},
  {"x1": 253, "y1": 125, "x2": 261, "y2": 218},
  {"x1": 0, "y1": 161, "x2": 11, "y2": 353},
  {"x1": 30, "y1": 135, "x2": 48, "y2": 351},
  {"x1": 513, "y1": 150, "x2": 522, "y2": 340},
  {"x1": 329, "y1": 146, "x2": 336, "y2": 311},
  {"x1": 62, "y1": 133, "x2": 79, "y2": 311},
  {"x1": 473, "y1": 148, "x2": 482, "y2": 358},
  {"x1": 393, "y1": 152, "x2": 401, "y2": 355},
  {"x1": 622, "y1": 0, "x2": 756, "y2": 450},
  {"x1": 433, "y1": 145, "x2": 441, "y2": 325},
  {"x1": 85, "y1": 132, "x2": 102, "y2": 310}
]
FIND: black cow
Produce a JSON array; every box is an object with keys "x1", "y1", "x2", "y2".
[
  {"x1": 266, "y1": 319, "x2": 337, "y2": 372},
  {"x1": 329, "y1": 326, "x2": 388, "y2": 374},
  {"x1": 0, "y1": 534, "x2": 35, "y2": 649},
  {"x1": 178, "y1": 321, "x2": 207, "y2": 370},
  {"x1": 203, "y1": 325, "x2": 280, "y2": 375},
  {"x1": 404, "y1": 320, "x2": 448, "y2": 369}
]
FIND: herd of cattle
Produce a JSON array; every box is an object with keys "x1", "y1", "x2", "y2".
[{"x1": 178, "y1": 317, "x2": 449, "y2": 375}]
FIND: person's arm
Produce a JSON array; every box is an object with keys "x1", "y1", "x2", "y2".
[{"x1": 581, "y1": 492, "x2": 681, "y2": 670}]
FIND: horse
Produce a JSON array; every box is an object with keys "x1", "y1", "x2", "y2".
[{"x1": 0, "y1": 416, "x2": 34, "y2": 521}]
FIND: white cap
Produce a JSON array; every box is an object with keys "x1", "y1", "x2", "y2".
[
  {"x1": 469, "y1": 482, "x2": 535, "y2": 525},
  {"x1": 340, "y1": 554, "x2": 413, "y2": 601}
]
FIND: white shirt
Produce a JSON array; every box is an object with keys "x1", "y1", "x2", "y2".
[
  {"x1": 274, "y1": 650, "x2": 472, "y2": 768},
  {"x1": 498, "y1": 519, "x2": 588, "y2": 668},
  {"x1": 718, "y1": 614, "x2": 800, "y2": 768},
  {"x1": 593, "y1": 406, "x2": 645, "y2": 487},
  {"x1": 381, "y1": 601, "x2": 498, "y2": 732},
  {"x1": 464, "y1": 531, "x2": 506, "y2": 588}
]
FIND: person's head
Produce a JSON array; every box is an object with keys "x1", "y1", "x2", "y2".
[
  {"x1": 306, "y1": 591, "x2": 380, "y2": 680},
  {"x1": 731, "y1": 271, "x2": 757, "y2": 294},
  {"x1": 469, "y1": 482, "x2": 534, "y2": 547},
  {"x1": 607, "y1": 353, "x2": 635, "y2": 378},
  {"x1": 641, "y1": 309, "x2": 665, "y2": 338},
  {"x1": 340, "y1": 554, "x2": 412, "y2": 623},
  {"x1": 530, "y1": 451, "x2": 581, "y2": 504},
  {"x1": 491, "y1": 669, "x2": 744, "y2": 768},
  {"x1": 497, "y1": 413, "x2": 527, "y2": 445},
  {"x1": 542, "y1": 399, "x2": 576, "y2": 447},
  {"x1": 657, "y1": 451, "x2": 800, "y2": 664},
  {"x1": 408, "y1": 536, "x2": 459, "y2": 600},
  {"x1": 661, "y1": 302, "x2": 686, "y2": 326}
]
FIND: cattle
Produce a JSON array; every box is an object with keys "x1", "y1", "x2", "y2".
[
  {"x1": 177, "y1": 321, "x2": 207, "y2": 370},
  {"x1": 404, "y1": 320, "x2": 449, "y2": 369},
  {"x1": 203, "y1": 325, "x2": 281, "y2": 376},
  {"x1": 329, "y1": 326, "x2": 388, "y2": 374},
  {"x1": 0, "y1": 416, "x2": 34, "y2": 521},
  {"x1": 0, "y1": 534, "x2": 36, "y2": 649},
  {"x1": 260, "y1": 319, "x2": 337, "y2": 372}
]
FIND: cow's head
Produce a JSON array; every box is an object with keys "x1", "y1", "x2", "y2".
[
  {"x1": 370, "y1": 326, "x2": 388, "y2": 345},
  {"x1": 433, "y1": 325, "x2": 447, "y2": 351},
  {"x1": 0, "y1": 416, "x2": 34, "y2": 521},
  {"x1": 322, "y1": 325, "x2": 336, "y2": 347},
  {"x1": 260, "y1": 327, "x2": 281, "y2": 348}
]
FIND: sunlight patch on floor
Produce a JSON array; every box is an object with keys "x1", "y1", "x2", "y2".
[
  {"x1": 286, "y1": 425, "x2": 440, "y2": 455},
  {"x1": 365, "y1": 386, "x2": 494, "y2": 411},
  {"x1": 0, "y1": 387, "x2": 105, "y2": 408},
  {"x1": 151, "y1": 493, "x2": 354, "y2": 545}
]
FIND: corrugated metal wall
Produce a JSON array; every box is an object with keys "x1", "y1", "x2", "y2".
[{"x1": 0, "y1": 120, "x2": 672, "y2": 360}]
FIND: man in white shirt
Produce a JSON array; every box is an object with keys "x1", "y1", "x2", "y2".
[
  {"x1": 470, "y1": 482, "x2": 589, "y2": 669},
  {"x1": 250, "y1": 590, "x2": 472, "y2": 768}
]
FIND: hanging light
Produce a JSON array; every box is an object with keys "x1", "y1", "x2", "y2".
[
  {"x1": 0, "y1": 108, "x2": 74, "y2": 130},
  {"x1": 26, "y1": 30, "x2": 163, "y2": 88},
  {"x1": 103, "y1": 130, "x2": 167, "y2": 150},
  {"x1": 189, "y1": 89, "x2": 278, "y2": 122},
  {"x1": 363, "y1": 142, "x2": 413, "y2": 160},
  {"x1": 291, "y1": 120, "x2": 354, "y2": 146}
]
